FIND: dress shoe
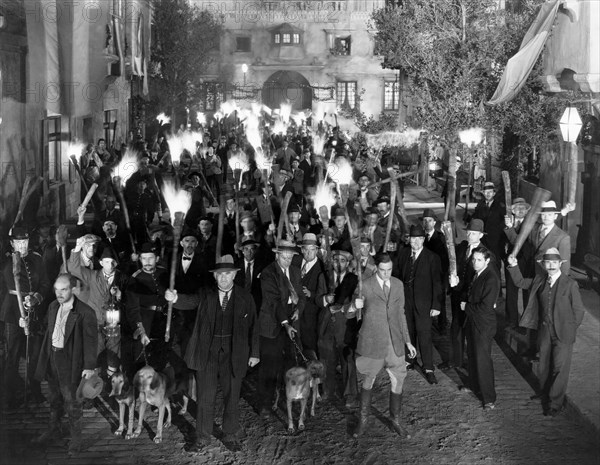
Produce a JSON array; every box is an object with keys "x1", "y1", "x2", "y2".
[
  {"x1": 406, "y1": 362, "x2": 415, "y2": 371},
  {"x1": 438, "y1": 362, "x2": 455, "y2": 371},
  {"x1": 483, "y1": 402, "x2": 496, "y2": 411},
  {"x1": 425, "y1": 371, "x2": 438, "y2": 385}
]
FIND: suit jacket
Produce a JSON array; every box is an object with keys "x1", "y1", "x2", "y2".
[
  {"x1": 299, "y1": 159, "x2": 315, "y2": 188},
  {"x1": 184, "y1": 286, "x2": 259, "y2": 378},
  {"x1": 424, "y1": 229, "x2": 449, "y2": 275},
  {"x1": 255, "y1": 195, "x2": 280, "y2": 226},
  {"x1": 172, "y1": 251, "x2": 205, "y2": 309},
  {"x1": 258, "y1": 261, "x2": 306, "y2": 338},
  {"x1": 393, "y1": 247, "x2": 443, "y2": 322},
  {"x1": 472, "y1": 199, "x2": 506, "y2": 258},
  {"x1": 318, "y1": 272, "x2": 358, "y2": 343},
  {"x1": 35, "y1": 297, "x2": 98, "y2": 383},
  {"x1": 464, "y1": 266, "x2": 501, "y2": 335},
  {"x1": 508, "y1": 268, "x2": 584, "y2": 344},
  {"x1": 234, "y1": 257, "x2": 268, "y2": 310},
  {"x1": 291, "y1": 169, "x2": 304, "y2": 195},
  {"x1": 356, "y1": 275, "x2": 410, "y2": 359},
  {"x1": 528, "y1": 223, "x2": 570, "y2": 277}
]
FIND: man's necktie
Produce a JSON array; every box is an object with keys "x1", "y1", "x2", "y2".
[
  {"x1": 336, "y1": 274, "x2": 341, "y2": 288},
  {"x1": 539, "y1": 227, "x2": 547, "y2": 244},
  {"x1": 221, "y1": 290, "x2": 229, "y2": 311},
  {"x1": 383, "y1": 281, "x2": 390, "y2": 300},
  {"x1": 245, "y1": 263, "x2": 252, "y2": 290},
  {"x1": 301, "y1": 263, "x2": 308, "y2": 278}
]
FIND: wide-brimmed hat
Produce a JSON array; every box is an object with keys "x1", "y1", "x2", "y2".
[
  {"x1": 540, "y1": 200, "x2": 561, "y2": 213},
  {"x1": 279, "y1": 169, "x2": 291, "y2": 178},
  {"x1": 301, "y1": 233, "x2": 318, "y2": 246},
  {"x1": 9, "y1": 226, "x2": 29, "y2": 240},
  {"x1": 419, "y1": 208, "x2": 438, "y2": 221},
  {"x1": 538, "y1": 247, "x2": 566, "y2": 262},
  {"x1": 409, "y1": 224, "x2": 426, "y2": 237},
  {"x1": 331, "y1": 248, "x2": 353, "y2": 261},
  {"x1": 272, "y1": 240, "x2": 299, "y2": 255},
  {"x1": 210, "y1": 255, "x2": 240, "y2": 272},
  {"x1": 465, "y1": 219, "x2": 486, "y2": 234},
  {"x1": 76, "y1": 374, "x2": 104, "y2": 401},
  {"x1": 511, "y1": 197, "x2": 531, "y2": 212},
  {"x1": 482, "y1": 181, "x2": 495, "y2": 191}
]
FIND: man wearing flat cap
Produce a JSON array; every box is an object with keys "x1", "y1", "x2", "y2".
[
  {"x1": 257, "y1": 240, "x2": 305, "y2": 418},
  {"x1": 393, "y1": 224, "x2": 443, "y2": 384},
  {"x1": 472, "y1": 182, "x2": 506, "y2": 272},
  {"x1": 1, "y1": 227, "x2": 50, "y2": 406},
  {"x1": 170, "y1": 255, "x2": 259, "y2": 452},
  {"x1": 507, "y1": 248, "x2": 584, "y2": 416}
]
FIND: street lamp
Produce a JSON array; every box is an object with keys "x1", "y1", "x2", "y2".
[
  {"x1": 241, "y1": 63, "x2": 248, "y2": 86},
  {"x1": 559, "y1": 106, "x2": 582, "y2": 208}
]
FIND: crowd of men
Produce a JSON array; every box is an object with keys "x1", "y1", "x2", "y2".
[{"x1": 0, "y1": 123, "x2": 585, "y2": 454}]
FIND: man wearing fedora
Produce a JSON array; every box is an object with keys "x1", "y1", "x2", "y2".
[
  {"x1": 503, "y1": 198, "x2": 534, "y2": 329},
  {"x1": 171, "y1": 255, "x2": 259, "y2": 451},
  {"x1": 234, "y1": 239, "x2": 268, "y2": 311},
  {"x1": 257, "y1": 240, "x2": 305, "y2": 417},
  {"x1": 472, "y1": 182, "x2": 506, "y2": 272},
  {"x1": 1, "y1": 226, "x2": 50, "y2": 406},
  {"x1": 318, "y1": 246, "x2": 359, "y2": 406},
  {"x1": 282, "y1": 203, "x2": 307, "y2": 244},
  {"x1": 507, "y1": 248, "x2": 584, "y2": 416},
  {"x1": 421, "y1": 208, "x2": 449, "y2": 332},
  {"x1": 360, "y1": 207, "x2": 386, "y2": 254},
  {"x1": 393, "y1": 224, "x2": 443, "y2": 384},
  {"x1": 375, "y1": 195, "x2": 404, "y2": 246},
  {"x1": 295, "y1": 233, "x2": 327, "y2": 358},
  {"x1": 33, "y1": 273, "x2": 98, "y2": 454}
]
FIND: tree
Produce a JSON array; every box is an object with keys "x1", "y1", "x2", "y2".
[
  {"x1": 370, "y1": 0, "x2": 571, "y2": 186},
  {"x1": 150, "y1": 0, "x2": 223, "y2": 128}
]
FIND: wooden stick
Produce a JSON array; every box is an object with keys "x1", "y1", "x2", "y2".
[
  {"x1": 12, "y1": 176, "x2": 43, "y2": 229},
  {"x1": 444, "y1": 149, "x2": 458, "y2": 222},
  {"x1": 69, "y1": 155, "x2": 89, "y2": 194},
  {"x1": 387, "y1": 167, "x2": 408, "y2": 233},
  {"x1": 113, "y1": 178, "x2": 137, "y2": 254},
  {"x1": 383, "y1": 181, "x2": 397, "y2": 252},
  {"x1": 441, "y1": 221, "x2": 457, "y2": 277},
  {"x1": 567, "y1": 143, "x2": 578, "y2": 206},
  {"x1": 277, "y1": 192, "x2": 293, "y2": 244},
  {"x1": 80, "y1": 183, "x2": 98, "y2": 210},
  {"x1": 216, "y1": 194, "x2": 225, "y2": 260},
  {"x1": 509, "y1": 187, "x2": 552, "y2": 259},
  {"x1": 165, "y1": 211, "x2": 185, "y2": 342},
  {"x1": 366, "y1": 171, "x2": 417, "y2": 190},
  {"x1": 501, "y1": 171, "x2": 512, "y2": 217}
]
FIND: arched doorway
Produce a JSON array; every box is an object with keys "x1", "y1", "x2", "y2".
[{"x1": 261, "y1": 71, "x2": 312, "y2": 111}]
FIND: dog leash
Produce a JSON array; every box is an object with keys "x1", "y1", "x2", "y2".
[
  {"x1": 291, "y1": 334, "x2": 309, "y2": 366},
  {"x1": 135, "y1": 344, "x2": 149, "y2": 365}
]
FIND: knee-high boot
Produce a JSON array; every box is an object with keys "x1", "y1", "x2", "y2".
[
  {"x1": 353, "y1": 388, "x2": 372, "y2": 438},
  {"x1": 390, "y1": 392, "x2": 408, "y2": 437}
]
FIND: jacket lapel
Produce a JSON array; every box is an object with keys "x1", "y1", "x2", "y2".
[{"x1": 63, "y1": 299, "x2": 79, "y2": 344}]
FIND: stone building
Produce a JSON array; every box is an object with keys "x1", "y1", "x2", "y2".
[{"x1": 0, "y1": 0, "x2": 151, "y2": 235}]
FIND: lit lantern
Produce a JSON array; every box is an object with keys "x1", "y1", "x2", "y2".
[
  {"x1": 559, "y1": 106, "x2": 582, "y2": 143},
  {"x1": 104, "y1": 300, "x2": 120, "y2": 338}
]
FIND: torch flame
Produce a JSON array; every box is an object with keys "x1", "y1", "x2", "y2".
[
  {"x1": 228, "y1": 149, "x2": 250, "y2": 189},
  {"x1": 365, "y1": 129, "x2": 423, "y2": 150},
  {"x1": 254, "y1": 146, "x2": 272, "y2": 174},
  {"x1": 458, "y1": 127, "x2": 485, "y2": 147},
  {"x1": 156, "y1": 113, "x2": 171, "y2": 125},
  {"x1": 111, "y1": 148, "x2": 140, "y2": 186},
  {"x1": 167, "y1": 131, "x2": 203, "y2": 164},
  {"x1": 220, "y1": 100, "x2": 239, "y2": 118},
  {"x1": 196, "y1": 112, "x2": 206, "y2": 126},
  {"x1": 280, "y1": 102, "x2": 292, "y2": 124},
  {"x1": 162, "y1": 179, "x2": 192, "y2": 221},
  {"x1": 327, "y1": 157, "x2": 353, "y2": 186},
  {"x1": 314, "y1": 182, "x2": 337, "y2": 212},
  {"x1": 66, "y1": 140, "x2": 87, "y2": 159},
  {"x1": 312, "y1": 134, "x2": 326, "y2": 156}
]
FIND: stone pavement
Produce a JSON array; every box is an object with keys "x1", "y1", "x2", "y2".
[{"x1": 0, "y1": 184, "x2": 598, "y2": 464}]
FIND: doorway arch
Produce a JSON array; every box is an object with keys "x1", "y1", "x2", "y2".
[{"x1": 261, "y1": 71, "x2": 312, "y2": 111}]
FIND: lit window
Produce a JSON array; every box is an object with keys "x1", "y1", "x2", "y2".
[
  {"x1": 282, "y1": 33, "x2": 291, "y2": 44},
  {"x1": 336, "y1": 81, "x2": 357, "y2": 110},
  {"x1": 104, "y1": 110, "x2": 117, "y2": 147},
  {"x1": 293, "y1": 33, "x2": 300, "y2": 44},
  {"x1": 43, "y1": 117, "x2": 61, "y2": 182},
  {"x1": 384, "y1": 81, "x2": 400, "y2": 111},
  {"x1": 274, "y1": 33, "x2": 280, "y2": 44}
]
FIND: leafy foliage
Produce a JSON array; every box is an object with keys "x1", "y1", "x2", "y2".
[{"x1": 150, "y1": 0, "x2": 223, "y2": 125}]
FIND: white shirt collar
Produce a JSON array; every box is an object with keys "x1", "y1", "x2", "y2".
[
  {"x1": 411, "y1": 247, "x2": 423, "y2": 260},
  {"x1": 375, "y1": 273, "x2": 390, "y2": 290},
  {"x1": 548, "y1": 271, "x2": 561, "y2": 287},
  {"x1": 302, "y1": 257, "x2": 318, "y2": 273}
]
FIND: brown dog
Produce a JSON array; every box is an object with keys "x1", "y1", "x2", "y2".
[
  {"x1": 131, "y1": 366, "x2": 172, "y2": 443},
  {"x1": 285, "y1": 360, "x2": 325, "y2": 433},
  {"x1": 109, "y1": 371, "x2": 136, "y2": 439}
]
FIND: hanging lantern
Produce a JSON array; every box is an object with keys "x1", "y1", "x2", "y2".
[
  {"x1": 104, "y1": 299, "x2": 120, "y2": 338},
  {"x1": 559, "y1": 106, "x2": 582, "y2": 143}
]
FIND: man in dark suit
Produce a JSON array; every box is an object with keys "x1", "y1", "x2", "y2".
[
  {"x1": 318, "y1": 248, "x2": 359, "y2": 407},
  {"x1": 472, "y1": 182, "x2": 506, "y2": 271},
  {"x1": 421, "y1": 208, "x2": 449, "y2": 332},
  {"x1": 283, "y1": 203, "x2": 308, "y2": 244},
  {"x1": 197, "y1": 216, "x2": 217, "y2": 280},
  {"x1": 293, "y1": 233, "x2": 327, "y2": 358},
  {"x1": 234, "y1": 239, "x2": 267, "y2": 312},
  {"x1": 507, "y1": 248, "x2": 584, "y2": 416},
  {"x1": 174, "y1": 255, "x2": 259, "y2": 451},
  {"x1": 290, "y1": 158, "x2": 305, "y2": 198},
  {"x1": 257, "y1": 240, "x2": 306, "y2": 417},
  {"x1": 254, "y1": 185, "x2": 280, "y2": 229},
  {"x1": 455, "y1": 246, "x2": 501, "y2": 410},
  {"x1": 33, "y1": 273, "x2": 98, "y2": 454},
  {"x1": 299, "y1": 149, "x2": 315, "y2": 191},
  {"x1": 393, "y1": 224, "x2": 443, "y2": 384}
]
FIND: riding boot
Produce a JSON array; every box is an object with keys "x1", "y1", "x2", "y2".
[
  {"x1": 353, "y1": 388, "x2": 372, "y2": 437},
  {"x1": 67, "y1": 405, "x2": 83, "y2": 454},
  {"x1": 389, "y1": 392, "x2": 408, "y2": 437},
  {"x1": 32, "y1": 409, "x2": 63, "y2": 444}
]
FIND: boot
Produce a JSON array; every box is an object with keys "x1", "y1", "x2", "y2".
[
  {"x1": 389, "y1": 392, "x2": 409, "y2": 437},
  {"x1": 67, "y1": 406, "x2": 83, "y2": 454},
  {"x1": 32, "y1": 410, "x2": 63, "y2": 444},
  {"x1": 353, "y1": 388, "x2": 372, "y2": 438}
]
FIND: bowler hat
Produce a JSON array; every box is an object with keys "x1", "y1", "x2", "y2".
[
  {"x1": 287, "y1": 203, "x2": 300, "y2": 214},
  {"x1": 409, "y1": 224, "x2": 426, "y2": 237},
  {"x1": 188, "y1": 171, "x2": 202, "y2": 179},
  {"x1": 419, "y1": 208, "x2": 438, "y2": 221},
  {"x1": 365, "y1": 207, "x2": 379, "y2": 216},
  {"x1": 333, "y1": 207, "x2": 346, "y2": 218},
  {"x1": 76, "y1": 374, "x2": 104, "y2": 401},
  {"x1": 465, "y1": 219, "x2": 486, "y2": 234},
  {"x1": 375, "y1": 195, "x2": 390, "y2": 205},
  {"x1": 360, "y1": 236, "x2": 372, "y2": 244},
  {"x1": 538, "y1": 247, "x2": 566, "y2": 262},
  {"x1": 239, "y1": 211, "x2": 255, "y2": 223},
  {"x1": 180, "y1": 227, "x2": 198, "y2": 240},
  {"x1": 209, "y1": 255, "x2": 240, "y2": 273}
]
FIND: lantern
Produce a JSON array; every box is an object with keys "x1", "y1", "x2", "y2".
[
  {"x1": 559, "y1": 107, "x2": 582, "y2": 143},
  {"x1": 104, "y1": 299, "x2": 120, "y2": 338}
]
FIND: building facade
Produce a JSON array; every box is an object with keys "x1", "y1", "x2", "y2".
[
  {"x1": 0, "y1": 0, "x2": 151, "y2": 236},
  {"x1": 197, "y1": 0, "x2": 404, "y2": 128}
]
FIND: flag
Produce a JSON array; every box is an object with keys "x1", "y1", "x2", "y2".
[{"x1": 487, "y1": 0, "x2": 560, "y2": 106}]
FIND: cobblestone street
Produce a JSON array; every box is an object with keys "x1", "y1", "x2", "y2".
[{"x1": 2, "y1": 299, "x2": 599, "y2": 465}]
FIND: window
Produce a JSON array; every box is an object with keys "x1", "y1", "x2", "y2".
[
  {"x1": 235, "y1": 36, "x2": 251, "y2": 52},
  {"x1": 104, "y1": 110, "x2": 118, "y2": 147},
  {"x1": 282, "y1": 33, "x2": 291, "y2": 44},
  {"x1": 336, "y1": 81, "x2": 357, "y2": 110},
  {"x1": 384, "y1": 81, "x2": 400, "y2": 111},
  {"x1": 202, "y1": 82, "x2": 224, "y2": 111},
  {"x1": 43, "y1": 117, "x2": 61, "y2": 182},
  {"x1": 332, "y1": 36, "x2": 351, "y2": 56},
  {"x1": 274, "y1": 33, "x2": 280, "y2": 44},
  {"x1": 293, "y1": 33, "x2": 300, "y2": 44}
]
